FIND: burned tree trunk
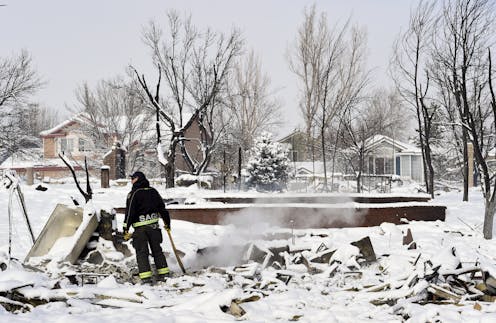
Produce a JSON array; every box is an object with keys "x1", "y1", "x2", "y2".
[{"x1": 59, "y1": 154, "x2": 92, "y2": 203}]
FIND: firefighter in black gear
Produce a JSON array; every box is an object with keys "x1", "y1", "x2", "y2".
[{"x1": 124, "y1": 171, "x2": 171, "y2": 284}]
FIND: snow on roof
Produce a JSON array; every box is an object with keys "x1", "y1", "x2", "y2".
[
  {"x1": 291, "y1": 161, "x2": 326, "y2": 174},
  {"x1": 113, "y1": 114, "x2": 153, "y2": 133},
  {"x1": 40, "y1": 112, "x2": 161, "y2": 146},
  {"x1": 365, "y1": 134, "x2": 420, "y2": 154},
  {"x1": 0, "y1": 148, "x2": 82, "y2": 170},
  {"x1": 39, "y1": 113, "x2": 92, "y2": 137},
  {"x1": 0, "y1": 148, "x2": 44, "y2": 169},
  {"x1": 277, "y1": 128, "x2": 306, "y2": 142}
]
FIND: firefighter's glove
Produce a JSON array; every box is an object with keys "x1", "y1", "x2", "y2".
[{"x1": 123, "y1": 231, "x2": 132, "y2": 241}]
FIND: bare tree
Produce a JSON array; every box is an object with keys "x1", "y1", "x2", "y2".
[
  {"x1": 0, "y1": 102, "x2": 59, "y2": 158},
  {"x1": 25, "y1": 104, "x2": 60, "y2": 137},
  {"x1": 224, "y1": 50, "x2": 282, "y2": 151},
  {"x1": 339, "y1": 103, "x2": 382, "y2": 193},
  {"x1": 337, "y1": 88, "x2": 412, "y2": 193},
  {"x1": 0, "y1": 50, "x2": 45, "y2": 160},
  {"x1": 318, "y1": 24, "x2": 369, "y2": 191},
  {"x1": 472, "y1": 49, "x2": 496, "y2": 239},
  {"x1": 366, "y1": 89, "x2": 410, "y2": 140},
  {"x1": 289, "y1": 5, "x2": 369, "y2": 191},
  {"x1": 74, "y1": 78, "x2": 156, "y2": 175},
  {"x1": 431, "y1": 0, "x2": 494, "y2": 201},
  {"x1": 74, "y1": 83, "x2": 105, "y2": 148},
  {"x1": 288, "y1": 5, "x2": 329, "y2": 160},
  {"x1": 391, "y1": 0, "x2": 438, "y2": 198},
  {"x1": 0, "y1": 50, "x2": 43, "y2": 108},
  {"x1": 132, "y1": 10, "x2": 243, "y2": 187},
  {"x1": 0, "y1": 102, "x2": 33, "y2": 161}
]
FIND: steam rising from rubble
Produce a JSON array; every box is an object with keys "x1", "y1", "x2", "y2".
[{"x1": 188, "y1": 194, "x2": 365, "y2": 270}]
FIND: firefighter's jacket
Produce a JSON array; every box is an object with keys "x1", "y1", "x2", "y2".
[{"x1": 124, "y1": 177, "x2": 170, "y2": 231}]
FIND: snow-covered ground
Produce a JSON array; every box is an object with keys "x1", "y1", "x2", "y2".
[{"x1": 1, "y1": 180, "x2": 496, "y2": 322}]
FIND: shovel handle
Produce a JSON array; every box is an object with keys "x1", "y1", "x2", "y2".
[{"x1": 166, "y1": 229, "x2": 186, "y2": 274}]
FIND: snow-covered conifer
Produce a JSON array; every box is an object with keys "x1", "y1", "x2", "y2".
[{"x1": 246, "y1": 132, "x2": 289, "y2": 191}]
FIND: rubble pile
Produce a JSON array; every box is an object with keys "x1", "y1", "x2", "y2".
[
  {"x1": 0, "y1": 273, "x2": 173, "y2": 312},
  {"x1": 203, "y1": 228, "x2": 496, "y2": 317},
  {"x1": 2, "y1": 224, "x2": 496, "y2": 318}
]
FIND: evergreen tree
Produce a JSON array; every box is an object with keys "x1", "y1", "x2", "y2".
[{"x1": 246, "y1": 132, "x2": 290, "y2": 191}]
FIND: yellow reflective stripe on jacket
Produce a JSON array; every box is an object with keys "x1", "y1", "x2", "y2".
[
  {"x1": 132, "y1": 218, "x2": 159, "y2": 228},
  {"x1": 157, "y1": 267, "x2": 170, "y2": 275}
]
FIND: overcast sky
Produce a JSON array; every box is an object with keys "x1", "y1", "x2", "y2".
[{"x1": 1, "y1": 0, "x2": 421, "y2": 135}]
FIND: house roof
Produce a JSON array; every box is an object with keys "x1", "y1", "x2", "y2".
[
  {"x1": 364, "y1": 135, "x2": 420, "y2": 154},
  {"x1": 39, "y1": 112, "x2": 158, "y2": 142},
  {"x1": 278, "y1": 129, "x2": 307, "y2": 143},
  {"x1": 292, "y1": 161, "x2": 326, "y2": 174},
  {"x1": 0, "y1": 148, "x2": 83, "y2": 170},
  {"x1": 39, "y1": 113, "x2": 93, "y2": 137}
]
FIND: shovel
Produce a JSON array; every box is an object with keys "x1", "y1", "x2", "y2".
[{"x1": 166, "y1": 229, "x2": 186, "y2": 274}]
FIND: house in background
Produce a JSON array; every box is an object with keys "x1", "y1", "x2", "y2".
[
  {"x1": 277, "y1": 130, "x2": 424, "y2": 183},
  {"x1": 363, "y1": 135, "x2": 424, "y2": 182},
  {"x1": 278, "y1": 129, "x2": 317, "y2": 162},
  {"x1": 39, "y1": 113, "x2": 146, "y2": 180},
  {"x1": 1, "y1": 114, "x2": 115, "y2": 180},
  {"x1": 40, "y1": 114, "x2": 100, "y2": 162},
  {"x1": 174, "y1": 113, "x2": 213, "y2": 174},
  {"x1": 1, "y1": 111, "x2": 215, "y2": 182}
]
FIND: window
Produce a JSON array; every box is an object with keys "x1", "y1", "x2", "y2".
[
  {"x1": 368, "y1": 157, "x2": 374, "y2": 174},
  {"x1": 375, "y1": 158, "x2": 385, "y2": 175},
  {"x1": 385, "y1": 157, "x2": 393, "y2": 174},
  {"x1": 292, "y1": 150, "x2": 298, "y2": 162},
  {"x1": 79, "y1": 138, "x2": 90, "y2": 151},
  {"x1": 59, "y1": 138, "x2": 74, "y2": 153}
]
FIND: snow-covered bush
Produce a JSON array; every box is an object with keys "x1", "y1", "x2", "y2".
[
  {"x1": 246, "y1": 132, "x2": 290, "y2": 192},
  {"x1": 175, "y1": 173, "x2": 212, "y2": 188}
]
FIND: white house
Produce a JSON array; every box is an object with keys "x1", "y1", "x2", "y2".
[{"x1": 363, "y1": 135, "x2": 424, "y2": 182}]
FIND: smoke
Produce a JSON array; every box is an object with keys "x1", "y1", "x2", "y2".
[
  {"x1": 243, "y1": 194, "x2": 367, "y2": 229},
  {"x1": 185, "y1": 208, "x2": 268, "y2": 270},
  {"x1": 190, "y1": 244, "x2": 248, "y2": 270},
  {"x1": 187, "y1": 194, "x2": 365, "y2": 270}
]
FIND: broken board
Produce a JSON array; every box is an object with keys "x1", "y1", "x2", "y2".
[{"x1": 24, "y1": 204, "x2": 98, "y2": 264}]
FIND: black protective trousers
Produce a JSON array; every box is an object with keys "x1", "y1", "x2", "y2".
[{"x1": 131, "y1": 224, "x2": 168, "y2": 279}]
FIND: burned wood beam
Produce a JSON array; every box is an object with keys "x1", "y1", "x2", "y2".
[
  {"x1": 351, "y1": 237, "x2": 376, "y2": 263},
  {"x1": 362, "y1": 282, "x2": 390, "y2": 292},
  {"x1": 220, "y1": 300, "x2": 246, "y2": 317},
  {"x1": 427, "y1": 284, "x2": 461, "y2": 303},
  {"x1": 300, "y1": 256, "x2": 323, "y2": 274},
  {"x1": 0, "y1": 295, "x2": 32, "y2": 313}
]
